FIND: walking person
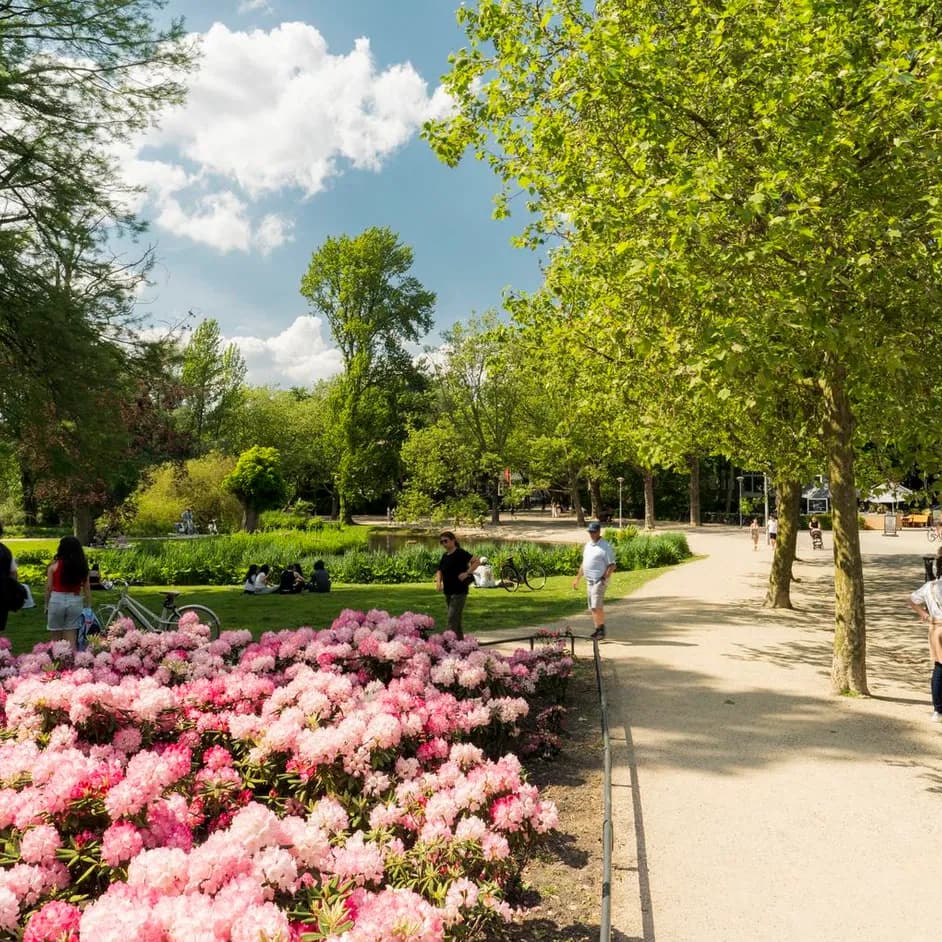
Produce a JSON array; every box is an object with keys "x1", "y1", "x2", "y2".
[
  {"x1": 573, "y1": 521, "x2": 616, "y2": 640},
  {"x1": 434, "y1": 531, "x2": 479, "y2": 640},
  {"x1": 44, "y1": 536, "x2": 92, "y2": 651},
  {"x1": 768, "y1": 514, "x2": 779, "y2": 548},
  {"x1": 907, "y1": 572, "x2": 942, "y2": 721},
  {"x1": 750, "y1": 517, "x2": 760, "y2": 550}
]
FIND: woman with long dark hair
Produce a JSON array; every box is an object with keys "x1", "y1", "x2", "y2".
[{"x1": 44, "y1": 536, "x2": 91, "y2": 650}]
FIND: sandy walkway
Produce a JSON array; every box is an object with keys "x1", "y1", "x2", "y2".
[{"x1": 599, "y1": 526, "x2": 942, "y2": 942}]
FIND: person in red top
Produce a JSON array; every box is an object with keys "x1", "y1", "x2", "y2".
[{"x1": 44, "y1": 536, "x2": 91, "y2": 651}]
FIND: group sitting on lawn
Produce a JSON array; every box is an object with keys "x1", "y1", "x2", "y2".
[{"x1": 242, "y1": 561, "x2": 330, "y2": 594}]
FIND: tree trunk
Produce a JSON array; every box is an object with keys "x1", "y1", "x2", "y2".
[
  {"x1": 824, "y1": 371, "x2": 869, "y2": 695},
  {"x1": 765, "y1": 478, "x2": 801, "y2": 608},
  {"x1": 724, "y1": 459, "x2": 735, "y2": 514},
  {"x1": 242, "y1": 505, "x2": 260, "y2": 533},
  {"x1": 568, "y1": 467, "x2": 584, "y2": 527},
  {"x1": 20, "y1": 463, "x2": 38, "y2": 527},
  {"x1": 688, "y1": 455, "x2": 701, "y2": 526},
  {"x1": 490, "y1": 484, "x2": 501, "y2": 526},
  {"x1": 642, "y1": 469, "x2": 655, "y2": 529},
  {"x1": 73, "y1": 502, "x2": 94, "y2": 545},
  {"x1": 589, "y1": 478, "x2": 602, "y2": 520}
]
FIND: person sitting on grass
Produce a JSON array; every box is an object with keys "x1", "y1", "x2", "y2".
[
  {"x1": 310, "y1": 560, "x2": 331, "y2": 593},
  {"x1": 243, "y1": 564, "x2": 259, "y2": 594},
  {"x1": 253, "y1": 564, "x2": 275, "y2": 593},
  {"x1": 473, "y1": 556, "x2": 498, "y2": 588},
  {"x1": 277, "y1": 564, "x2": 306, "y2": 594},
  {"x1": 89, "y1": 560, "x2": 106, "y2": 591}
]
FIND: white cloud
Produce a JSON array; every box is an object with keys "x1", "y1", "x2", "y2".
[
  {"x1": 255, "y1": 213, "x2": 294, "y2": 254},
  {"x1": 228, "y1": 315, "x2": 344, "y2": 386},
  {"x1": 156, "y1": 191, "x2": 253, "y2": 254},
  {"x1": 126, "y1": 21, "x2": 452, "y2": 252},
  {"x1": 238, "y1": 0, "x2": 272, "y2": 12}
]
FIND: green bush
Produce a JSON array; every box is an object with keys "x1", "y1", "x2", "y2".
[
  {"x1": 257, "y1": 510, "x2": 330, "y2": 532},
  {"x1": 123, "y1": 453, "x2": 241, "y2": 535},
  {"x1": 14, "y1": 529, "x2": 369, "y2": 587},
  {"x1": 12, "y1": 529, "x2": 691, "y2": 588}
]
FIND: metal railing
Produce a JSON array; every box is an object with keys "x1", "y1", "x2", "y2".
[{"x1": 476, "y1": 629, "x2": 613, "y2": 942}]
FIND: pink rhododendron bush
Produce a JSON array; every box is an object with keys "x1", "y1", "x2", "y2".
[{"x1": 0, "y1": 609, "x2": 573, "y2": 941}]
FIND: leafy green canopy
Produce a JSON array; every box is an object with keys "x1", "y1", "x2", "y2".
[
  {"x1": 299, "y1": 228, "x2": 435, "y2": 519},
  {"x1": 0, "y1": 0, "x2": 194, "y2": 240},
  {"x1": 429, "y1": 0, "x2": 942, "y2": 691}
]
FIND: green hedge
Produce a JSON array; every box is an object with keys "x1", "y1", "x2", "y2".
[
  {"x1": 13, "y1": 529, "x2": 369, "y2": 587},
  {"x1": 12, "y1": 528, "x2": 691, "y2": 587},
  {"x1": 324, "y1": 531, "x2": 691, "y2": 586}
]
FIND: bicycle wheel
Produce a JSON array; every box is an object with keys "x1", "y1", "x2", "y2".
[
  {"x1": 95, "y1": 604, "x2": 121, "y2": 630},
  {"x1": 500, "y1": 564, "x2": 520, "y2": 592},
  {"x1": 172, "y1": 604, "x2": 221, "y2": 640},
  {"x1": 524, "y1": 564, "x2": 546, "y2": 590}
]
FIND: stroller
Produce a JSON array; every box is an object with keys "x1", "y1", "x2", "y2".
[{"x1": 810, "y1": 527, "x2": 823, "y2": 550}]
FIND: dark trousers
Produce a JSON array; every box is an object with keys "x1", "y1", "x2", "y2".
[
  {"x1": 933, "y1": 662, "x2": 942, "y2": 712},
  {"x1": 445, "y1": 593, "x2": 468, "y2": 638}
]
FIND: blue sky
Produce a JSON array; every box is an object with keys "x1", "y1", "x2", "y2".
[{"x1": 122, "y1": 0, "x2": 543, "y2": 385}]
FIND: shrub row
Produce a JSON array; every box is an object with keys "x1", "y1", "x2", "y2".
[
  {"x1": 13, "y1": 529, "x2": 369, "y2": 587},
  {"x1": 292, "y1": 531, "x2": 691, "y2": 587},
  {"x1": 13, "y1": 529, "x2": 691, "y2": 587}
]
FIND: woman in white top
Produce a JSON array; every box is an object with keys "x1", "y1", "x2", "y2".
[
  {"x1": 253, "y1": 564, "x2": 275, "y2": 593},
  {"x1": 908, "y1": 573, "x2": 942, "y2": 720}
]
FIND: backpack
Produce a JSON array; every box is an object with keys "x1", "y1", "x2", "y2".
[
  {"x1": 4, "y1": 577, "x2": 26, "y2": 612},
  {"x1": 77, "y1": 607, "x2": 101, "y2": 651},
  {"x1": 0, "y1": 577, "x2": 26, "y2": 631}
]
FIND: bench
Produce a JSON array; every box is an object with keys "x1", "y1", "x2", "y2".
[{"x1": 902, "y1": 513, "x2": 930, "y2": 527}]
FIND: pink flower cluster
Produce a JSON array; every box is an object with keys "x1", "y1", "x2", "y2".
[{"x1": 0, "y1": 611, "x2": 569, "y2": 940}]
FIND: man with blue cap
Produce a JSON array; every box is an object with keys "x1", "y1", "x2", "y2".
[{"x1": 573, "y1": 521, "x2": 616, "y2": 640}]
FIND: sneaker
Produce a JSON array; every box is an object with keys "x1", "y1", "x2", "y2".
[{"x1": 590, "y1": 627, "x2": 606, "y2": 640}]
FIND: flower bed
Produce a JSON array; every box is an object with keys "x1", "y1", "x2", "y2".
[{"x1": 0, "y1": 610, "x2": 571, "y2": 941}]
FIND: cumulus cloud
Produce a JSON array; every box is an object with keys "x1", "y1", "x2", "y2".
[
  {"x1": 228, "y1": 315, "x2": 344, "y2": 386},
  {"x1": 238, "y1": 0, "x2": 273, "y2": 12},
  {"x1": 126, "y1": 21, "x2": 452, "y2": 252}
]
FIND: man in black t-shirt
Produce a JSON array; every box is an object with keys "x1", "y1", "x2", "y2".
[{"x1": 434, "y1": 531, "x2": 480, "y2": 640}]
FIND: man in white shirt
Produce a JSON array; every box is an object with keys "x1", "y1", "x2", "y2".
[
  {"x1": 573, "y1": 521, "x2": 616, "y2": 640},
  {"x1": 908, "y1": 575, "x2": 942, "y2": 721}
]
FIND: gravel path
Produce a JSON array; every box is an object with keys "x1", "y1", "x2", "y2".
[{"x1": 600, "y1": 526, "x2": 942, "y2": 942}]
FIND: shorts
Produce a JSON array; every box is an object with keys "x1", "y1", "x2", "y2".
[
  {"x1": 47, "y1": 591, "x2": 83, "y2": 632},
  {"x1": 586, "y1": 579, "x2": 607, "y2": 611}
]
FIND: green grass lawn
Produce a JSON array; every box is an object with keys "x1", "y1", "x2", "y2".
[{"x1": 5, "y1": 568, "x2": 672, "y2": 654}]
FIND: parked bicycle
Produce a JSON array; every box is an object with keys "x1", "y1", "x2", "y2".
[
  {"x1": 499, "y1": 556, "x2": 547, "y2": 592},
  {"x1": 96, "y1": 580, "x2": 221, "y2": 639},
  {"x1": 929, "y1": 524, "x2": 942, "y2": 543}
]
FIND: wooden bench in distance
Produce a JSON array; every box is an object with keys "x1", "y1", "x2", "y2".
[{"x1": 902, "y1": 513, "x2": 930, "y2": 527}]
